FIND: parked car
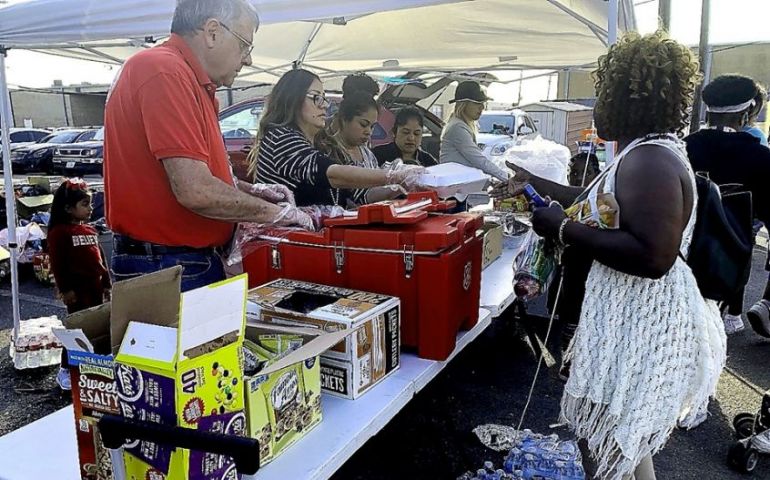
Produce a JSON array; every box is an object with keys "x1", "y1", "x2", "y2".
[
  {"x1": 10, "y1": 129, "x2": 99, "y2": 174},
  {"x1": 218, "y1": 74, "x2": 449, "y2": 181},
  {"x1": 1, "y1": 128, "x2": 50, "y2": 151},
  {"x1": 476, "y1": 109, "x2": 538, "y2": 159},
  {"x1": 52, "y1": 127, "x2": 104, "y2": 175}
]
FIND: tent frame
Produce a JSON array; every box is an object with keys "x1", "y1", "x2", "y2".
[{"x1": 0, "y1": 0, "x2": 626, "y2": 347}]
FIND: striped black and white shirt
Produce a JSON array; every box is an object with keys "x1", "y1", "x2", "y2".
[{"x1": 255, "y1": 126, "x2": 352, "y2": 207}]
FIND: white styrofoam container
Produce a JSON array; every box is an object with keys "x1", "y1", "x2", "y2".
[{"x1": 418, "y1": 163, "x2": 491, "y2": 199}]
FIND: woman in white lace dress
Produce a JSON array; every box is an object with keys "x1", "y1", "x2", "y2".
[{"x1": 494, "y1": 32, "x2": 726, "y2": 479}]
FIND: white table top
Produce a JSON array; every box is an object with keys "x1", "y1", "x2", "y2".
[
  {"x1": 480, "y1": 235, "x2": 526, "y2": 317},
  {"x1": 0, "y1": 309, "x2": 492, "y2": 480}
]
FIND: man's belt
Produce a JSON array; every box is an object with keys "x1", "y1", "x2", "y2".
[{"x1": 113, "y1": 235, "x2": 215, "y2": 256}]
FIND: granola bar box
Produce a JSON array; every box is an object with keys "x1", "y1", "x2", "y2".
[{"x1": 247, "y1": 279, "x2": 401, "y2": 400}]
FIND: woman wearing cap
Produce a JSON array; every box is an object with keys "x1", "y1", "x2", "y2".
[
  {"x1": 685, "y1": 75, "x2": 770, "y2": 336},
  {"x1": 440, "y1": 81, "x2": 509, "y2": 181}
]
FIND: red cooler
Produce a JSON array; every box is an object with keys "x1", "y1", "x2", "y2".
[{"x1": 242, "y1": 192, "x2": 484, "y2": 360}]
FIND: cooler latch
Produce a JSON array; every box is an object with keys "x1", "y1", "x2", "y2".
[
  {"x1": 334, "y1": 242, "x2": 345, "y2": 274},
  {"x1": 403, "y1": 245, "x2": 415, "y2": 278},
  {"x1": 271, "y1": 245, "x2": 281, "y2": 270}
]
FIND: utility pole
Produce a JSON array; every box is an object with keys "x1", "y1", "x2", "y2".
[
  {"x1": 691, "y1": 0, "x2": 711, "y2": 130},
  {"x1": 658, "y1": 0, "x2": 672, "y2": 31}
]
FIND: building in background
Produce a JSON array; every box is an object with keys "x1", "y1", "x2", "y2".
[{"x1": 9, "y1": 81, "x2": 107, "y2": 128}]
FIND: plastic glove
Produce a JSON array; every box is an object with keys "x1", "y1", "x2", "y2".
[
  {"x1": 300, "y1": 205, "x2": 346, "y2": 230},
  {"x1": 386, "y1": 167, "x2": 427, "y2": 191},
  {"x1": 249, "y1": 183, "x2": 295, "y2": 205},
  {"x1": 273, "y1": 203, "x2": 315, "y2": 230}
]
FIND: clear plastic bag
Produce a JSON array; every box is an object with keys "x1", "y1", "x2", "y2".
[
  {"x1": 226, "y1": 205, "x2": 345, "y2": 266},
  {"x1": 512, "y1": 229, "x2": 556, "y2": 301},
  {"x1": 497, "y1": 136, "x2": 571, "y2": 185}
]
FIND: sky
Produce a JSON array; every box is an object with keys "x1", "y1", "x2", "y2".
[{"x1": 2, "y1": 0, "x2": 770, "y2": 105}]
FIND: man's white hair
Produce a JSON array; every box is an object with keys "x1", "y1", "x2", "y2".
[{"x1": 171, "y1": 0, "x2": 259, "y2": 35}]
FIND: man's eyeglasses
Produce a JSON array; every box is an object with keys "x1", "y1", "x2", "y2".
[
  {"x1": 306, "y1": 93, "x2": 330, "y2": 109},
  {"x1": 219, "y1": 21, "x2": 254, "y2": 58}
]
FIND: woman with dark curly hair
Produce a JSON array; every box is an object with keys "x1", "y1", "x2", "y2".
[{"x1": 493, "y1": 31, "x2": 725, "y2": 480}]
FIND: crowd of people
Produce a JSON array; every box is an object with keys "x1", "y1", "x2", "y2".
[{"x1": 38, "y1": 0, "x2": 770, "y2": 478}]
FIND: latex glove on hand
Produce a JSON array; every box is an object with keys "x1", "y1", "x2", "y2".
[
  {"x1": 386, "y1": 167, "x2": 428, "y2": 192},
  {"x1": 249, "y1": 183, "x2": 296, "y2": 205},
  {"x1": 490, "y1": 160, "x2": 535, "y2": 200},
  {"x1": 273, "y1": 203, "x2": 315, "y2": 230},
  {"x1": 531, "y1": 203, "x2": 567, "y2": 239}
]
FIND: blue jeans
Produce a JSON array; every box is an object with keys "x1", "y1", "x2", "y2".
[{"x1": 111, "y1": 250, "x2": 226, "y2": 292}]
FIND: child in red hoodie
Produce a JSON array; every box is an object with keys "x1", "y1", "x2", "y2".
[{"x1": 47, "y1": 178, "x2": 111, "y2": 390}]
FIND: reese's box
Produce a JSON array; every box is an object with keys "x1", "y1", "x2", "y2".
[
  {"x1": 242, "y1": 323, "x2": 351, "y2": 465},
  {"x1": 114, "y1": 272, "x2": 248, "y2": 480},
  {"x1": 247, "y1": 279, "x2": 401, "y2": 399}
]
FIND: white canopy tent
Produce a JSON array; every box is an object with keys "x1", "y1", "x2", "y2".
[{"x1": 0, "y1": 0, "x2": 633, "y2": 349}]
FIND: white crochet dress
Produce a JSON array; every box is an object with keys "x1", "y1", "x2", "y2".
[{"x1": 560, "y1": 135, "x2": 727, "y2": 480}]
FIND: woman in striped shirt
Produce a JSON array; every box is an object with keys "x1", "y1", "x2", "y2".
[{"x1": 250, "y1": 69, "x2": 423, "y2": 207}]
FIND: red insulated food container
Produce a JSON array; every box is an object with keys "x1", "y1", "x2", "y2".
[{"x1": 242, "y1": 192, "x2": 484, "y2": 360}]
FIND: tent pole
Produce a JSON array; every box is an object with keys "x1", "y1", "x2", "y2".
[
  {"x1": 659, "y1": 0, "x2": 672, "y2": 31},
  {"x1": 691, "y1": 0, "x2": 711, "y2": 129},
  {"x1": 0, "y1": 48, "x2": 22, "y2": 346}
]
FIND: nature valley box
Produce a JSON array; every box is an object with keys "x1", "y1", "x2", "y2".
[
  {"x1": 247, "y1": 279, "x2": 401, "y2": 400},
  {"x1": 242, "y1": 324, "x2": 351, "y2": 465},
  {"x1": 481, "y1": 222, "x2": 504, "y2": 269},
  {"x1": 114, "y1": 272, "x2": 248, "y2": 480}
]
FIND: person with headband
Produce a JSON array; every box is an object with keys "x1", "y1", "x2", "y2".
[
  {"x1": 685, "y1": 74, "x2": 770, "y2": 335},
  {"x1": 440, "y1": 81, "x2": 510, "y2": 182}
]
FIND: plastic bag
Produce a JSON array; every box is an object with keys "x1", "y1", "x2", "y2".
[
  {"x1": 226, "y1": 205, "x2": 345, "y2": 266},
  {"x1": 512, "y1": 229, "x2": 556, "y2": 301},
  {"x1": 497, "y1": 136, "x2": 571, "y2": 185}
]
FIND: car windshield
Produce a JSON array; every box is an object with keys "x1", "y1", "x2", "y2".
[
  {"x1": 93, "y1": 128, "x2": 105, "y2": 141},
  {"x1": 39, "y1": 131, "x2": 82, "y2": 144},
  {"x1": 478, "y1": 115, "x2": 515, "y2": 134}
]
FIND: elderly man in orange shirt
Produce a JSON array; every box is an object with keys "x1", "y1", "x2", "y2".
[{"x1": 105, "y1": 0, "x2": 312, "y2": 291}]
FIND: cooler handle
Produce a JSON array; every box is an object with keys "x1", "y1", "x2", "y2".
[{"x1": 98, "y1": 414, "x2": 261, "y2": 476}]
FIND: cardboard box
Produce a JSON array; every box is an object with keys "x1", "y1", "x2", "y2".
[
  {"x1": 55, "y1": 306, "x2": 116, "y2": 480},
  {"x1": 481, "y1": 222, "x2": 504, "y2": 269},
  {"x1": 247, "y1": 279, "x2": 401, "y2": 399},
  {"x1": 55, "y1": 268, "x2": 249, "y2": 480},
  {"x1": 243, "y1": 324, "x2": 350, "y2": 465},
  {"x1": 115, "y1": 271, "x2": 248, "y2": 480}
]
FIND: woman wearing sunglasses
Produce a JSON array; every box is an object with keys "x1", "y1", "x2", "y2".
[{"x1": 250, "y1": 68, "x2": 424, "y2": 208}]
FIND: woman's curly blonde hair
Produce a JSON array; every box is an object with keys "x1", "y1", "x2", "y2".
[{"x1": 593, "y1": 30, "x2": 701, "y2": 140}]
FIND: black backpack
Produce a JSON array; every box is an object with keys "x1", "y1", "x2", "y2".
[{"x1": 685, "y1": 173, "x2": 754, "y2": 302}]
